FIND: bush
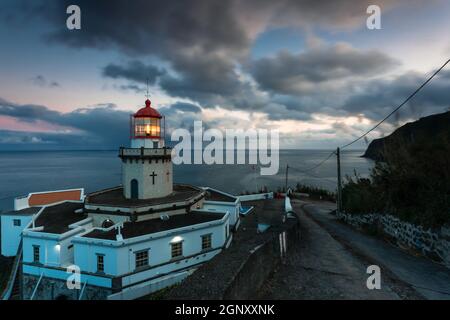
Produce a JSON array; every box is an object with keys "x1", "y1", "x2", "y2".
[{"x1": 295, "y1": 183, "x2": 336, "y2": 201}]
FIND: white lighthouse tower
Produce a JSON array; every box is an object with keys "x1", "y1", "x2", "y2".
[{"x1": 119, "y1": 99, "x2": 173, "y2": 199}]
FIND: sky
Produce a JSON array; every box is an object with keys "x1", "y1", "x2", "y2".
[{"x1": 0, "y1": 0, "x2": 449, "y2": 150}]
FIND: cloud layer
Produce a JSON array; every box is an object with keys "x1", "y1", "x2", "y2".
[{"x1": 1, "y1": 0, "x2": 447, "y2": 150}]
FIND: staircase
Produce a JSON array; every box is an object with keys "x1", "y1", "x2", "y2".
[{"x1": 1, "y1": 242, "x2": 22, "y2": 300}]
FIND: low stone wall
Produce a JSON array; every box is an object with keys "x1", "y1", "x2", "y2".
[
  {"x1": 335, "y1": 211, "x2": 450, "y2": 268},
  {"x1": 22, "y1": 274, "x2": 112, "y2": 300},
  {"x1": 222, "y1": 219, "x2": 299, "y2": 299}
]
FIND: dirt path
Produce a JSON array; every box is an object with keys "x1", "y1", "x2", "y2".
[{"x1": 259, "y1": 200, "x2": 422, "y2": 300}]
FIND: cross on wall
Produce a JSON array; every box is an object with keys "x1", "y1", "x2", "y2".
[{"x1": 150, "y1": 171, "x2": 157, "y2": 185}]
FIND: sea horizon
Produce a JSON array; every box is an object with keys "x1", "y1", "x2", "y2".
[{"x1": 0, "y1": 149, "x2": 373, "y2": 212}]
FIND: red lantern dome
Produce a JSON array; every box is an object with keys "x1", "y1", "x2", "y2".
[
  {"x1": 134, "y1": 99, "x2": 162, "y2": 119},
  {"x1": 131, "y1": 99, "x2": 164, "y2": 142}
]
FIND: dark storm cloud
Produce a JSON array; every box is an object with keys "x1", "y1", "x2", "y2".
[
  {"x1": 28, "y1": 0, "x2": 409, "y2": 106},
  {"x1": 342, "y1": 70, "x2": 450, "y2": 121},
  {"x1": 102, "y1": 54, "x2": 242, "y2": 102},
  {"x1": 249, "y1": 44, "x2": 400, "y2": 95},
  {"x1": 5, "y1": 0, "x2": 439, "y2": 126},
  {"x1": 165, "y1": 102, "x2": 202, "y2": 114},
  {"x1": 34, "y1": 0, "x2": 407, "y2": 54},
  {"x1": 0, "y1": 98, "x2": 207, "y2": 148},
  {"x1": 102, "y1": 61, "x2": 165, "y2": 85},
  {"x1": 0, "y1": 99, "x2": 129, "y2": 147},
  {"x1": 0, "y1": 101, "x2": 61, "y2": 122}
]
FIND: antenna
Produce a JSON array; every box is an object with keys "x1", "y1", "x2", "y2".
[{"x1": 145, "y1": 77, "x2": 150, "y2": 100}]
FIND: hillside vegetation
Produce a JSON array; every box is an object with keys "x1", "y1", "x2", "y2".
[{"x1": 344, "y1": 112, "x2": 450, "y2": 228}]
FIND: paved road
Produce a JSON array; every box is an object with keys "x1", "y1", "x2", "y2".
[
  {"x1": 302, "y1": 201, "x2": 450, "y2": 300},
  {"x1": 260, "y1": 200, "x2": 407, "y2": 299}
]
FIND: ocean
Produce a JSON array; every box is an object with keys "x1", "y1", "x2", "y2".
[{"x1": 0, "y1": 149, "x2": 374, "y2": 212}]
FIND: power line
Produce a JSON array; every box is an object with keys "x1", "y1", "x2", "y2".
[
  {"x1": 297, "y1": 151, "x2": 335, "y2": 173},
  {"x1": 340, "y1": 58, "x2": 450, "y2": 149},
  {"x1": 291, "y1": 58, "x2": 450, "y2": 172},
  {"x1": 289, "y1": 165, "x2": 336, "y2": 184}
]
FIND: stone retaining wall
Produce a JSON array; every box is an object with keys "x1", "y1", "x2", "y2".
[
  {"x1": 22, "y1": 274, "x2": 112, "y2": 300},
  {"x1": 222, "y1": 219, "x2": 300, "y2": 299},
  {"x1": 335, "y1": 211, "x2": 450, "y2": 268}
]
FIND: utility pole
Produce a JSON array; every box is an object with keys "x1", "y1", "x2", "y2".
[
  {"x1": 285, "y1": 164, "x2": 289, "y2": 193},
  {"x1": 336, "y1": 147, "x2": 342, "y2": 212}
]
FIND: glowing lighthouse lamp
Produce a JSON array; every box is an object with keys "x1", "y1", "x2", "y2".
[{"x1": 130, "y1": 99, "x2": 165, "y2": 149}]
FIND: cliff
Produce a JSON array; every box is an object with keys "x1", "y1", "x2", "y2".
[{"x1": 363, "y1": 111, "x2": 450, "y2": 161}]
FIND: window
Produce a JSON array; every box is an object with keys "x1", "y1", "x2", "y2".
[
  {"x1": 33, "y1": 245, "x2": 40, "y2": 263},
  {"x1": 96, "y1": 254, "x2": 105, "y2": 273},
  {"x1": 171, "y1": 242, "x2": 183, "y2": 259},
  {"x1": 13, "y1": 219, "x2": 21, "y2": 226},
  {"x1": 201, "y1": 234, "x2": 212, "y2": 250},
  {"x1": 135, "y1": 250, "x2": 149, "y2": 269}
]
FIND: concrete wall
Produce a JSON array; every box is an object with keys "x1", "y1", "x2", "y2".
[
  {"x1": 336, "y1": 211, "x2": 450, "y2": 268},
  {"x1": 1, "y1": 215, "x2": 33, "y2": 256}
]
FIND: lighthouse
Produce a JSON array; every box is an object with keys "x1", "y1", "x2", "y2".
[{"x1": 119, "y1": 99, "x2": 173, "y2": 199}]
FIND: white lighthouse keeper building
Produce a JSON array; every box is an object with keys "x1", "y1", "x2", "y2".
[{"x1": 120, "y1": 99, "x2": 173, "y2": 199}]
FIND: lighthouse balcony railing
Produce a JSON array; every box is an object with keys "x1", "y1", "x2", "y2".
[{"x1": 119, "y1": 147, "x2": 171, "y2": 157}]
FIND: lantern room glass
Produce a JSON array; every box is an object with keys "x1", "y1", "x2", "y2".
[{"x1": 134, "y1": 117, "x2": 161, "y2": 138}]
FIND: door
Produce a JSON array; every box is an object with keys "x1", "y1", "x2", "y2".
[{"x1": 130, "y1": 179, "x2": 139, "y2": 199}]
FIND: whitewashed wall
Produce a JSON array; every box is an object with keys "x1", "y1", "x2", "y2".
[
  {"x1": 23, "y1": 236, "x2": 60, "y2": 267},
  {"x1": 203, "y1": 202, "x2": 239, "y2": 226},
  {"x1": 122, "y1": 159, "x2": 172, "y2": 199},
  {"x1": 73, "y1": 215, "x2": 229, "y2": 278},
  {"x1": 238, "y1": 192, "x2": 273, "y2": 202},
  {"x1": 1, "y1": 215, "x2": 33, "y2": 256}
]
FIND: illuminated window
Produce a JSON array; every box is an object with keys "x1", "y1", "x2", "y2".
[
  {"x1": 135, "y1": 118, "x2": 160, "y2": 137},
  {"x1": 201, "y1": 234, "x2": 212, "y2": 250},
  {"x1": 33, "y1": 245, "x2": 40, "y2": 263},
  {"x1": 135, "y1": 250, "x2": 149, "y2": 269},
  {"x1": 171, "y1": 242, "x2": 183, "y2": 258},
  {"x1": 13, "y1": 219, "x2": 21, "y2": 226},
  {"x1": 96, "y1": 254, "x2": 104, "y2": 273}
]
